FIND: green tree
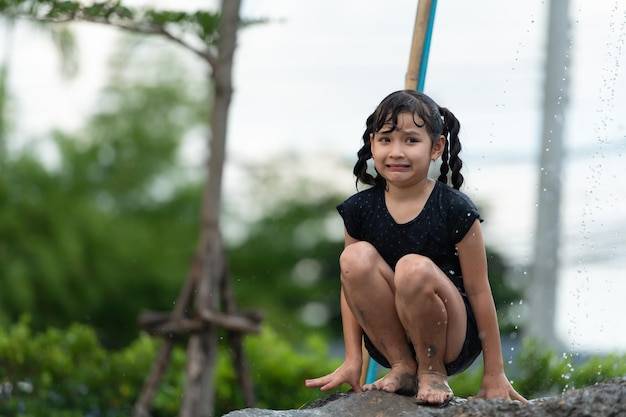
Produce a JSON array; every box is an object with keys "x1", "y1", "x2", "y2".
[
  {"x1": 0, "y1": 42, "x2": 206, "y2": 348},
  {"x1": 0, "y1": 2, "x2": 250, "y2": 414}
]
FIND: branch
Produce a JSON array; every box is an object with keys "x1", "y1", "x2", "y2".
[
  {"x1": 0, "y1": 1, "x2": 220, "y2": 68},
  {"x1": 93, "y1": 18, "x2": 218, "y2": 68},
  {"x1": 139, "y1": 309, "x2": 264, "y2": 335},
  {"x1": 199, "y1": 308, "x2": 263, "y2": 334}
]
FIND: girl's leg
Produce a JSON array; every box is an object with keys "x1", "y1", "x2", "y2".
[
  {"x1": 340, "y1": 241, "x2": 417, "y2": 394},
  {"x1": 394, "y1": 254, "x2": 467, "y2": 404}
]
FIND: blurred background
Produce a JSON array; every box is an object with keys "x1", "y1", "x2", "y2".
[
  {"x1": 3, "y1": 0, "x2": 625, "y2": 351},
  {"x1": 1, "y1": 1, "x2": 625, "y2": 413}
]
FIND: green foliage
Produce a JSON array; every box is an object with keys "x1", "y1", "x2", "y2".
[
  {"x1": 514, "y1": 338, "x2": 626, "y2": 398},
  {"x1": 447, "y1": 338, "x2": 626, "y2": 400},
  {"x1": 2, "y1": 319, "x2": 625, "y2": 416},
  {"x1": 0, "y1": 0, "x2": 223, "y2": 48},
  {"x1": 447, "y1": 363, "x2": 485, "y2": 398},
  {"x1": 0, "y1": 316, "x2": 172, "y2": 417},
  {"x1": 0, "y1": 319, "x2": 340, "y2": 416},
  {"x1": 0, "y1": 43, "x2": 206, "y2": 348},
  {"x1": 213, "y1": 327, "x2": 343, "y2": 414}
]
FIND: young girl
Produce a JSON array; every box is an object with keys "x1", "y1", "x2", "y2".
[{"x1": 305, "y1": 90, "x2": 526, "y2": 405}]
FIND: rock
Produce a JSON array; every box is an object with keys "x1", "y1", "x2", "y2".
[{"x1": 222, "y1": 377, "x2": 626, "y2": 417}]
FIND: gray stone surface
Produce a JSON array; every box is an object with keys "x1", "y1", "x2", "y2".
[{"x1": 222, "y1": 377, "x2": 626, "y2": 417}]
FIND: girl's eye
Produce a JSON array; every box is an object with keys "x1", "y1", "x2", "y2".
[
  {"x1": 406, "y1": 137, "x2": 418, "y2": 143},
  {"x1": 378, "y1": 137, "x2": 390, "y2": 143}
]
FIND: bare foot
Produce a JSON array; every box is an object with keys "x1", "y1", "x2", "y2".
[
  {"x1": 415, "y1": 372, "x2": 453, "y2": 405},
  {"x1": 363, "y1": 366, "x2": 417, "y2": 396}
]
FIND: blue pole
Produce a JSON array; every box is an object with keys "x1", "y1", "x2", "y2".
[
  {"x1": 417, "y1": 0, "x2": 437, "y2": 92},
  {"x1": 366, "y1": 357, "x2": 378, "y2": 384}
]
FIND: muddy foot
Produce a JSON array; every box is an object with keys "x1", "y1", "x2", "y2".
[
  {"x1": 415, "y1": 372, "x2": 453, "y2": 405},
  {"x1": 363, "y1": 367, "x2": 417, "y2": 396}
]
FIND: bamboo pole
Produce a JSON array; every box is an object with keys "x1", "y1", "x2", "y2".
[{"x1": 406, "y1": 0, "x2": 437, "y2": 91}]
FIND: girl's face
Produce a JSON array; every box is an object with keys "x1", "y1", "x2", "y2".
[{"x1": 370, "y1": 111, "x2": 445, "y2": 188}]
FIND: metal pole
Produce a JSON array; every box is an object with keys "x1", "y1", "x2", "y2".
[{"x1": 527, "y1": 0, "x2": 571, "y2": 349}]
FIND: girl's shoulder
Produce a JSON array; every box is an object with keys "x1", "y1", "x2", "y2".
[
  {"x1": 342, "y1": 185, "x2": 381, "y2": 204},
  {"x1": 433, "y1": 180, "x2": 476, "y2": 206},
  {"x1": 431, "y1": 181, "x2": 483, "y2": 222},
  {"x1": 338, "y1": 185, "x2": 384, "y2": 216}
]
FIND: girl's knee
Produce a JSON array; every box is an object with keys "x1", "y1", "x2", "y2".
[
  {"x1": 340, "y1": 241, "x2": 378, "y2": 283},
  {"x1": 394, "y1": 254, "x2": 437, "y2": 293}
]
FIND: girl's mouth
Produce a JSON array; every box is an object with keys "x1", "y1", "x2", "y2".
[{"x1": 387, "y1": 164, "x2": 410, "y2": 171}]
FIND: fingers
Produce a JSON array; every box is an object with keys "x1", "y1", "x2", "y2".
[
  {"x1": 469, "y1": 388, "x2": 528, "y2": 403},
  {"x1": 320, "y1": 379, "x2": 342, "y2": 392},
  {"x1": 322, "y1": 377, "x2": 362, "y2": 393},
  {"x1": 305, "y1": 375, "x2": 330, "y2": 389},
  {"x1": 510, "y1": 389, "x2": 528, "y2": 403},
  {"x1": 305, "y1": 374, "x2": 362, "y2": 393},
  {"x1": 350, "y1": 382, "x2": 363, "y2": 393},
  {"x1": 467, "y1": 392, "x2": 485, "y2": 401},
  {"x1": 305, "y1": 375, "x2": 343, "y2": 392}
]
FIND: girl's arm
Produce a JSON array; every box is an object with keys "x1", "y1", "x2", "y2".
[
  {"x1": 340, "y1": 230, "x2": 366, "y2": 368},
  {"x1": 340, "y1": 286, "x2": 365, "y2": 369},
  {"x1": 305, "y1": 230, "x2": 364, "y2": 392},
  {"x1": 457, "y1": 220, "x2": 527, "y2": 402}
]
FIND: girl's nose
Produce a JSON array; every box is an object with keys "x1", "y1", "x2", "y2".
[{"x1": 390, "y1": 141, "x2": 405, "y2": 157}]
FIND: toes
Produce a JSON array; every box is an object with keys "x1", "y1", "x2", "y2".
[
  {"x1": 363, "y1": 382, "x2": 381, "y2": 392},
  {"x1": 415, "y1": 390, "x2": 453, "y2": 406},
  {"x1": 378, "y1": 383, "x2": 395, "y2": 392}
]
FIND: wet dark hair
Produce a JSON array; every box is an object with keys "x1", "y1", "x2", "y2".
[{"x1": 353, "y1": 89, "x2": 465, "y2": 190}]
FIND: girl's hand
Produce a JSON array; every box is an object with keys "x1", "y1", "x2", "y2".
[
  {"x1": 469, "y1": 373, "x2": 527, "y2": 402},
  {"x1": 305, "y1": 361, "x2": 363, "y2": 393}
]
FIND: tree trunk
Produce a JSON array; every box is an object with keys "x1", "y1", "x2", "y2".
[{"x1": 179, "y1": 0, "x2": 242, "y2": 416}]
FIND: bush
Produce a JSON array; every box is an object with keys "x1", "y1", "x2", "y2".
[
  {"x1": 0, "y1": 318, "x2": 340, "y2": 416},
  {"x1": 448, "y1": 337, "x2": 626, "y2": 400},
  {"x1": 3, "y1": 318, "x2": 624, "y2": 416},
  {"x1": 514, "y1": 338, "x2": 626, "y2": 398},
  {"x1": 0, "y1": 316, "x2": 180, "y2": 416},
  {"x1": 241, "y1": 327, "x2": 342, "y2": 411}
]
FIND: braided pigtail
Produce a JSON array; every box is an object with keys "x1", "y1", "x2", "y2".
[
  {"x1": 353, "y1": 112, "x2": 382, "y2": 188},
  {"x1": 438, "y1": 106, "x2": 464, "y2": 190}
]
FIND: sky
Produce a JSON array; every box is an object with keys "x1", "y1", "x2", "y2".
[{"x1": 4, "y1": 0, "x2": 626, "y2": 353}]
